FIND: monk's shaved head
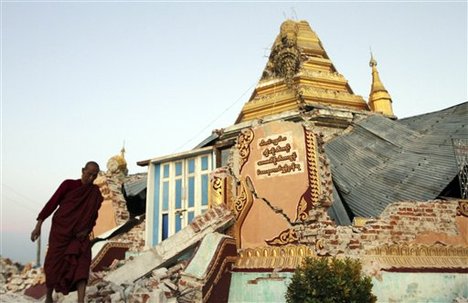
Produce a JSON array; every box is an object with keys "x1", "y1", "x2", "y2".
[
  {"x1": 85, "y1": 161, "x2": 100, "y2": 170},
  {"x1": 82, "y1": 161, "x2": 100, "y2": 185}
]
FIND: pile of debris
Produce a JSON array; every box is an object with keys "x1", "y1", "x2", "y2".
[
  {"x1": 1, "y1": 257, "x2": 44, "y2": 296},
  {"x1": 46, "y1": 204, "x2": 235, "y2": 303},
  {"x1": 55, "y1": 259, "x2": 186, "y2": 303},
  {"x1": 95, "y1": 172, "x2": 147, "y2": 253}
]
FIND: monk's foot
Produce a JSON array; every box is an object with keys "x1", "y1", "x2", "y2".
[{"x1": 45, "y1": 297, "x2": 53, "y2": 303}]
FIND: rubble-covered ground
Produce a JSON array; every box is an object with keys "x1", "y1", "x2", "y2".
[
  {"x1": 1, "y1": 254, "x2": 191, "y2": 302},
  {"x1": 1, "y1": 257, "x2": 43, "y2": 294}
]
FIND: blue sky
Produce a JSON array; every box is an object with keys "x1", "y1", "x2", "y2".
[{"x1": 1, "y1": 1, "x2": 467, "y2": 263}]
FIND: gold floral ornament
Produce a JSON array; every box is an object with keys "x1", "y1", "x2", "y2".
[
  {"x1": 265, "y1": 228, "x2": 299, "y2": 246},
  {"x1": 236, "y1": 128, "x2": 254, "y2": 173}
]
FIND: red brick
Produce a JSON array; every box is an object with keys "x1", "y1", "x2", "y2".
[{"x1": 191, "y1": 222, "x2": 200, "y2": 232}]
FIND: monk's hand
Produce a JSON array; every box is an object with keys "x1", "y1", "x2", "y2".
[{"x1": 30, "y1": 220, "x2": 42, "y2": 242}]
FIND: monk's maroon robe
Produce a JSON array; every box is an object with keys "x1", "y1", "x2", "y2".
[{"x1": 37, "y1": 179, "x2": 103, "y2": 294}]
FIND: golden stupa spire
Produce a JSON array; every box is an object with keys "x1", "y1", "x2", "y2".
[
  {"x1": 368, "y1": 52, "x2": 395, "y2": 118},
  {"x1": 235, "y1": 20, "x2": 370, "y2": 124}
]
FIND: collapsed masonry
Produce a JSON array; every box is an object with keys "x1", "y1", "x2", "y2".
[
  {"x1": 83, "y1": 120, "x2": 466, "y2": 302},
  {"x1": 45, "y1": 205, "x2": 235, "y2": 303}
]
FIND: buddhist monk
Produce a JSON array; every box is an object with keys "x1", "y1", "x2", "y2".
[{"x1": 31, "y1": 161, "x2": 103, "y2": 303}]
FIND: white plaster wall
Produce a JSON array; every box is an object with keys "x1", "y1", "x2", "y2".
[{"x1": 372, "y1": 272, "x2": 468, "y2": 303}]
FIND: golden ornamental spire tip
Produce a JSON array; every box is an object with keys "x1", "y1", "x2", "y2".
[{"x1": 369, "y1": 49, "x2": 377, "y2": 67}]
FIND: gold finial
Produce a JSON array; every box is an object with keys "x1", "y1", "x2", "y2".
[
  {"x1": 368, "y1": 53, "x2": 395, "y2": 118},
  {"x1": 369, "y1": 50, "x2": 377, "y2": 67},
  {"x1": 120, "y1": 140, "x2": 126, "y2": 158}
]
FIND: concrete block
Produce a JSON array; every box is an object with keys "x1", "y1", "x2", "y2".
[
  {"x1": 105, "y1": 249, "x2": 164, "y2": 285},
  {"x1": 104, "y1": 205, "x2": 234, "y2": 285}
]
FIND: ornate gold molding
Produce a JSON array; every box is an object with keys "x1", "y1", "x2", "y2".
[
  {"x1": 300, "y1": 86, "x2": 366, "y2": 104},
  {"x1": 231, "y1": 178, "x2": 254, "y2": 248},
  {"x1": 235, "y1": 245, "x2": 315, "y2": 269},
  {"x1": 364, "y1": 244, "x2": 468, "y2": 269},
  {"x1": 209, "y1": 176, "x2": 225, "y2": 207},
  {"x1": 265, "y1": 228, "x2": 299, "y2": 246},
  {"x1": 236, "y1": 128, "x2": 254, "y2": 173},
  {"x1": 249, "y1": 89, "x2": 295, "y2": 105},
  {"x1": 233, "y1": 180, "x2": 249, "y2": 219},
  {"x1": 292, "y1": 129, "x2": 322, "y2": 222},
  {"x1": 298, "y1": 70, "x2": 346, "y2": 83}
]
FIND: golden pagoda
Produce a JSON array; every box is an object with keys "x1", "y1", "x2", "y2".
[
  {"x1": 368, "y1": 53, "x2": 395, "y2": 117},
  {"x1": 236, "y1": 20, "x2": 370, "y2": 124}
]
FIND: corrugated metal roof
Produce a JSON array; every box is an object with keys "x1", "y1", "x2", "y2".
[
  {"x1": 325, "y1": 102, "x2": 467, "y2": 218},
  {"x1": 123, "y1": 176, "x2": 147, "y2": 197}
]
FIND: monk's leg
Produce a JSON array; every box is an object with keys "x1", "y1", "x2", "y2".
[
  {"x1": 45, "y1": 288, "x2": 53, "y2": 303},
  {"x1": 76, "y1": 280, "x2": 87, "y2": 303}
]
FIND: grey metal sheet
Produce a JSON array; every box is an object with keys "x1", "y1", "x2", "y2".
[
  {"x1": 325, "y1": 102, "x2": 467, "y2": 218},
  {"x1": 328, "y1": 183, "x2": 352, "y2": 225},
  {"x1": 123, "y1": 176, "x2": 148, "y2": 197}
]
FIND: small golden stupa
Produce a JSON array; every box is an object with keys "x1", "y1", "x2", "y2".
[{"x1": 107, "y1": 145, "x2": 128, "y2": 177}]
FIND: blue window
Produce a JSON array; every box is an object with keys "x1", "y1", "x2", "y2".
[
  {"x1": 201, "y1": 156, "x2": 209, "y2": 171},
  {"x1": 175, "y1": 179, "x2": 182, "y2": 209},
  {"x1": 175, "y1": 162, "x2": 182, "y2": 176},
  {"x1": 188, "y1": 177, "x2": 195, "y2": 208},
  {"x1": 201, "y1": 174, "x2": 208, "y2": 206},
  {"x1": 188, "y1": 159, "x2": 195, "y2": 173},
  {"x1": 162, "y1": 181, "x2": 169, "y2": 211},
  {"x1": 175, "y1": 214, "x2": 182, "y2": 232},
  {"x1": 188, "y1": 211, "x2": 195, "y2": 224},
  {"x1": 162, "y1": 214, "x2": 169, "y2": 240},
  {"x1": 152, "y1": 164, "x2": 161, "y2": 246},
  {"x1": 163, "y1": 164, "x2": 170, "y2": 178}
]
